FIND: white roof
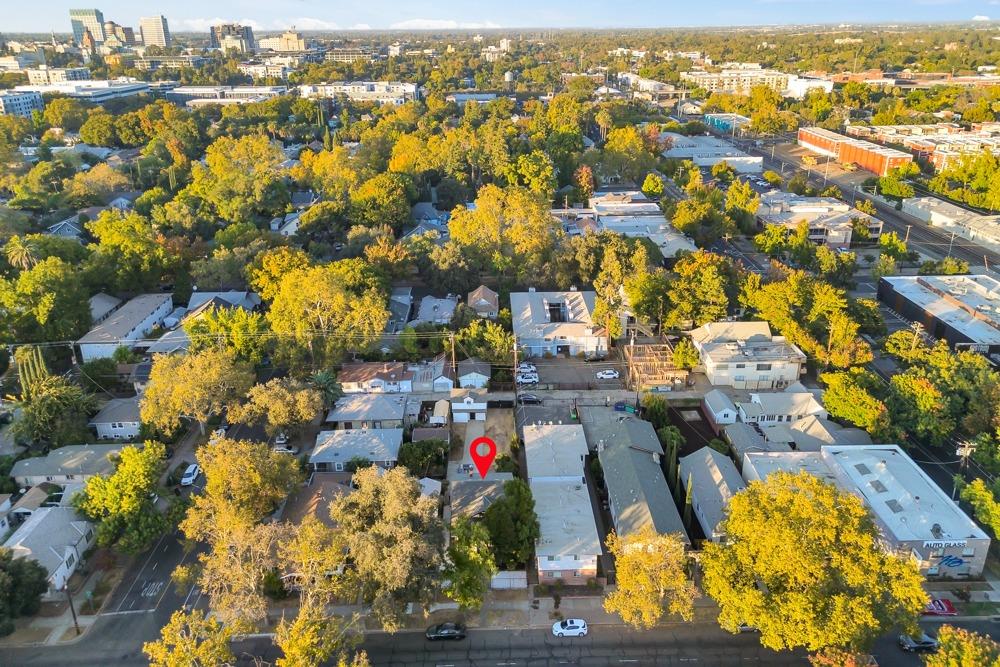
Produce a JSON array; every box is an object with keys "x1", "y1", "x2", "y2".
[
  {"x1": 88, "y1": 292, "x2": 121, "y2": 322},
  {"x1": 510, "y1": 290, "x2": 598, "y2": 340},
  {"x1": 747, "y1": 392, "x2": 826, "y2": 418},
  {"x1": 310, "y1": 429, "x2": 403, "y2": 464},
  {"x1": 679, "y1": 447, "x2": 746, "y2": 539},
  {"x1": 823, "y1": 445, "x2": 989, "y2": 543},
  {"x1": 741, "y1": 450, "x2": 842, "y2": 486},
  {"x1": 326, "y1": 394, "x2": 407, "y2": 422},
  {"x1": 77, "y1": 294, "x2": 171, "y2": 344},
  {"x1": 880, "y1": 274, "x2": 1000, "y2": 346},
  {"x1": 11, "y1": 444, "x2": 124, "y2": 481},
  {"x1": 531, "y1": 481, "x2": 602, "y2": 558},
  {"x1": 689, "y1": 321, "x2": 772, "y2": 346},
  {"x1": 3, "y1": 507, "x2": 91, "y2": 583},
  {"x1": 523, "y1": 424, "x2": 589, "y2": 479}
]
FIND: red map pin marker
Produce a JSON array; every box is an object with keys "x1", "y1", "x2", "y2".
[{"x1": 469, "y1": 436, "x2": 497, "y2": 479}]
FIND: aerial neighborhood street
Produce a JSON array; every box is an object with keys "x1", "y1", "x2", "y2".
[{"x1": 4, "y1": 4, "x2": 1000, "y2": 667}]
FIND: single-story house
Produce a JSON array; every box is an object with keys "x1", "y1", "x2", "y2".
[
  {"x1": 325, "y1": 394, "x2": 407, "y2": 430},
  {"x1": 702, "y1": 389, "x2": 737, "y2": 434},
  {"x1": 310, "y1": 429, "x2": 404, "y2": 472},
  {"x1": 451, "y1": 388, "x2": 488, "y2": 422},
  {"x1": 88, "y1": 397, "x2": 142, "y2": 440},
  {"x1": 45, "y1": 218, "x2": 85, "y2": 242},
  {"x1": 449, "y1": 477, "x2": 514, "y2": 519},
  {"x1": 88, "y1": 292, "x2": 122, "y2": 325},
  {"x1": 106, "y1": 191, "x2": 142, "y2": 211},
  {"x1": 77, "y1": 293, "x2": 173, "y2": 362},
  {"x1": 3, "y1": 507, "x2": 95, "y2": 599},
  {"x1": 412, "y1": 202, "x2": 448, "y2": 224},
  {"x1": 290, "y1": 190, "x2": 319, "y2": 209},
  {"x1": 339, "y1": 362, "x2": 414, "y2": 394},
  {"x1": 679, "y1": 447, "x2": 746, "y2": 542},
  {"x1": 270, "y1": 211, "x2": 301, "y2": 237},
  {"x1": 11, "y1": 444, "x2": 124, "y2": 487},
  {"x1": 409, "y1": 354, "x2": 455, "y2": 392},
  {"x1": 384, "y1": 287, "x2": 413, "y2": 337},
  {"x1": 457, "y1": 358, "x2": 490, "y2": 389},
  {"x1": 187, "y1": 291, "x2": 261, "y2": 312},
  {"x1": 467, "y1": 285, "x2": 499, "y2": 319},
  {"x1": 409, "y1": 295, "x2": 459, "y2": 327}
]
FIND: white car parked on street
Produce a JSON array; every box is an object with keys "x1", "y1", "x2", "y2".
[
  {"x1": 517, "y1": 362, "x2": 537, "y2": 373},
  {"x1": 595, "y1": 369, "x2": 620, "y2": 380},
  {"x1": 516, "y1": 372, "x2": 539, "y2": 384},
  {"x1": 180, "y1": 464, "x2": 201, "y2": 487},
  {"x1": 552, "y1": 619, "x2": 588, "y2": 637}
]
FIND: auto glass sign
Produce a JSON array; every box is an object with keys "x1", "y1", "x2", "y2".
[{"x1": 923, "y1": 540, "x2": 967, "y2": 549}]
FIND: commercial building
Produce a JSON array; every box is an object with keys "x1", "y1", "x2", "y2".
[
  {"x1": 0, "y1": 91, "x2": 43, "y2": 117},
  {"x1": 257, "y1": 30, "x2": 306, "y2": 52},
  {"x1": 325, "y1": 48, "x2": 375, "y2": 63},
  {"x1": 136, "y1": 55, "x2": 208, "y2": 71},
  {"x1": 689, "y1": 321, "x2": 807, "y2": 389},
  {"x1": 103, "y1": 21, "x2": 136, "y2": 46},
  {"x1": 523, "y1": 424, "x2": 600, "y2": 584},
  {"x1": 584, "y1": 407, "x2": 688, "y2": 543},
  {"x1": 166, "y1": 85, "x2": 287, "y2": 105},
  {"x1": 679, "y1": 447, "x2": 746, "y2": 542},
  {"x1": 139, "y1": 16, "x2": 171, "y2": 48},
  {"x1": 25, "y1": 66, "x2": 91, "y2": 84},
  {"x1": 616, "y1": 73, "x2": 688, "y2": 104},
  {"x1": 77, "y1": 293, "x2": 173, "y2": 361},
  {"x1": 11, "y1": 444, "x2": 125, "y2": 487},
  {"x1": 703, "y1": 113, "x2": 750, "y2": 134},
  {"x1": 877, "y1": 274, "x2": 1000, "y2": 355},
  {"x1": 798, "y1": 127, "x2": 913, "y2": 177},
  {"x1": 511, "y1": 289, "x2": 609, "y2": 357},
  {"x1": 15, "y1": 80, "x2": 150, "y2": 104},
  {"x1": 210, "y1": 24, "x2": 255, "y2": 51},
  {"x1": 70, "y1": 8, "x2": 106, "y2": 45},
  {"x1": 742, "y1": 445, "x2": 991, "y2": 577},
  {"x1": 299, "y1": 81, "x2": 421, "y2": 105},
  {"x1": 901, "y1": 197, "x2": 1000, "y2": 254},
  {"x1": 219, "y1": 34, "x2": 253, "y2": 54},
  {"x1": 238, "y1": 62, "x2": 292, "y2": 79},
  {"x1": 757, "y1": 191, "x2": 883, "y2": 249},
  {"x1": 661, "y1": 132, "x2": 763, "y2": 173}
]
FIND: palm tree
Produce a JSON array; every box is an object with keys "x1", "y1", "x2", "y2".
[
  {"x1": 5, "y1": 236, "x2": 38, "y2": 271},
  {"x1": 308, "y1": 370, "x2": 342, "y2": 408}
]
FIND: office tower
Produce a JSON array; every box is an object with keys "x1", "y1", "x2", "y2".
[
  {"x1": 210, "y1": 24, "x2": 255, "y2": 50},
  {"x1": 139, "y1": 16, "x2": 171, "y2": 48},
  {"x1": 104, "y1": 21, "x2": 136, "y2": 46},
  {"x1": 69, "y1": 9, "x2": 106, "y2": 46}
]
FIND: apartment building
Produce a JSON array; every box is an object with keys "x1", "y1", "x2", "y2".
[
  {"x1": 0, "y1": 91, "x2": 43, "y2": 117},
  {"x1": 26, "y1": 67, "x2": 90, "y2": 84},
  {"x1": 511, "y1": 289, "x2": 609, "y2": 357},
  {"x1": 299, "y1": 81, "x2": 421, "y2": 105},
  {"x1": 757, "y1": 191, "x2": 883, "y2": 248},
  {"x1": 690, "y1": 321, "x2": 807, "y2": 389},
  {"x1": 798, "y1": 127, "x2": 913, "y2": 177}
]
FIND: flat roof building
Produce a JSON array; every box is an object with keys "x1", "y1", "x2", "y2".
[
  {"x1": 0, "y1": 91, "x2": 43, "y2": 117},
  {"x1": 661, "y1": 132, "x2": 763, "y2": 174},
  {"x1": 511, "y1": 289, "x2": 609, "y2": 358},
  {"x1": 901, "y1": 197, "x2": 1000, "y2": 255},
  {"x1": 15, "y1": 80, "x2": 150, "y2": 104},
  {"x1": 523, "y1": 424, "x2": 589, "y2": 483},
  {"x1": 691, "y1": 321, "x2": 807, "y2": 390},
  {"x1": 310, "y1": 429, "x2": 403, "y2": 472},
  {"x1": 757, "y1": 191, "x2": 883, "y2": 249},
  {"x1": 299, "y1": 81, "x2": 420, "y2": 105},
  {"x1": 877, "y1": 274, "x2": 1000, "y2": 355},
  {"x1": 798, "y1": 127, "x2": 913, "y2": 177}
]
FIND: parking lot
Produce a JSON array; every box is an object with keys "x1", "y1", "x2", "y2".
[{"x1": 520, "y1": 356, "x2": 626, "y2": 390}]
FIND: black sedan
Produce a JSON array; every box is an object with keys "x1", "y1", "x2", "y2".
[{"x1": 426, "y1": 623, "x2": 467, "y2": 641}]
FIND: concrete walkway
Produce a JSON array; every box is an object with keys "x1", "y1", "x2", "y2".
[{"x1": 0, "y1": 569, "x2": 106, "y2": 648}]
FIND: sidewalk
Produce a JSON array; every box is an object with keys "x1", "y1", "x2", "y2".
[{"x1": 0, "y1": 568, "x2": 108, "y2": 648}]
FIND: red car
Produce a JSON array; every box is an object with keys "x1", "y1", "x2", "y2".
[{"x1": 922, "y1": 598, "x2": 957, "y2": 616}]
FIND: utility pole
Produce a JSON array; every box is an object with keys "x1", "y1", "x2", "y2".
[
  {"x1": 66, "y1": 586, "x2": 80, "y2": 636},
  {"x1": 449, "y1": 331, "x2": 457, "y2": 383}
]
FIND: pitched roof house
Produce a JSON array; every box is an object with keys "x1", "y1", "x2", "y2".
[{"x1": 467, "y1": 285, "x2": 499, "y2": 318}]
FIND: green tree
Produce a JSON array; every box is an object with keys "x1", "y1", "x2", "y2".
[
  {"x1": 143, "y1": 610, "x2": 237, "y2": 667},
  {"x1": 702, "y1": 471, "x2": 926, "y2": 652},
  {"x1": 140, "y1": 349, "x2": 255, "y2": 435},
  {"x1": 76, "y1": 442, "x2": 168, "y2": 554},
  {"x1": 482, "y1": 479, "x2": 540, "y2": 569},
  {"x1": 672, "y1": 337, "x2": 700, "y2": 369},
  {"x1": 959, "y1": 479, "x2": 1000, "y2": 536},
  {"x1": 79, "y1": 111, "x2": 118, "y2": 146},
  {"x1": 183, "y1": 306, "x2": 270, "y2": 365},
  {"x1": 641, "y1": 173, "x2": 664, "y2": 199},
  {"x1": 0, "y1": 257, "x2": 91, "y2": 343},
  {"x1": 231, "y1": 378, "x2": 323, "y2": 437},
  {"x1": 445, "y1": 517, "x2": 498, "y2": 610},
  {"x1": 397, "y1": 439, "x2": 447, "y2": 476},
  {"x1": 42, "y1": 97, "x2": 86, "y2": 131},
  {"x1": 819, "y1": 370, "x2": 895, "y2": 441},
  {"x1": 604, "y1": 526, "x2": 697, "y2": 628},
  {"x1": 0, "y1": 547, "x2": 49, "y2": 636},
  {"x1": 349, "y1": 172, "x2": 412, "y2": 231},
  {"x1": 665, "y1": 250, "x2": 738, "y2": 328},
  {"x1": 190, "y1": 134, "x2": 289, "y2": 223},
  {"x1": 11, "y1": 376, "x2": 96, "y2": 447}
]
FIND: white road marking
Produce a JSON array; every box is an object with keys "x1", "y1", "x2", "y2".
[{"x1": 114, "y1": 533, "x2": 168, "y2": 612}]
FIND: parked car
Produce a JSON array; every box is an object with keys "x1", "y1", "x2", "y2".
[
  {"x1": 898, "y1": 632, "x2": 938, "y2": 653},
  {"x1": 595, "y1": 369, "x2": 620, "y2": 380},
  {"x1": 552, "y1": 619, "x2": 588, "y2": 637},
  {"x1": 922, "y1": 598, "x2": 957, "y2": 616},
  {"x1": 274, "y1": 432, "x2": 289, "y2": 447},
  {"x1": 517, "y1": 362, "x2": 537, "y2": 373},
  {"x1": 180, "y1": 464, "x2": 201, "y2": 487},
  {"x1": 273, "y1": 445, "x2": 300, "y2": 456},
  {"x1": 517, "y1": 394, "x2": 542, "y2": 405},
  {"x1": 516, "y1": 373, "x2": 539, "y2": 384},
  {"x1": 425, "y1": 622, "x2": 466, "y2": 641}
]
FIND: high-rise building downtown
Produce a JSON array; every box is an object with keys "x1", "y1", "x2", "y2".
[
  {"x1": 69, "y1": 8, "x2": 105, "y2": 46},
  {"x1": 210, "y1": 24, "x2": 255, "y2": 50},
  {"x1": 139, "y1": 16, "x2": 171, "y2": 48}
]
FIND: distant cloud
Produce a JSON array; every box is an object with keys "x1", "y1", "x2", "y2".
[
  {"x1": 171, "y1": 17, "x2": 264, "y2": 32},
  {"x1": 349, "y1": 24, "x2": 373, "y2": 30},
  {"x1": 973, "y1": 14, "x2": 992, "y2": 20},
  {"x1": 389, "y1": 19, "x2": 502, "y2": 30},
  {"x1": 276, "y1": 17, "x2": 341, "y2": 30}
]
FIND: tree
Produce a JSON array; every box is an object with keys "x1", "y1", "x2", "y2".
[
  {"x1": 878, "y1": 231, "x2": 910, "y2": 262},
  {"x1": 808, "y1": 647, "x2": 878, "y2": 667},
  {"x1": 140, "y1": 349, "x2": 255, "y2": 435},
  {"x1": 275, "y1": 602, "x2": 361, "y2": 667},
  {"x1": 189, "y1": 134, "x2": 289, "y2": 223},
  {"x1": 65, "y1": 163, "x2": 130, "y2": 207},
  {"x1": 248, "y1": 246, "x2": 313, "y2": 303},
  {"x1": 267, "y1": 263, "x2": 389, "y2": 371},
  {"x1": 42, "y1": 97, "x2": 86, "y2": 131},
  {"x1": 482, "y1": 479, "x2": 540, "y2": 569},
  {"x1": 11, "y1": 376, "x2": 96, "y2": 448},
  {"x1": 232, "y1": 378, "x2": 323, "y2": 437},
  {"x1": 754, "y1": 225, "x2": 789, "y2": 257},
  {"x1": 702, "y1": 471, "x2": 926, "y2": 652},
  {"x1": 445, "y1": 517, "x2": 498, "y2": 610},
  {"x1": 641, "y1": 173, "x2": 664, "y2": 199},
  {"x1": 725, "y1": 179, "x2": 760, "y2": 230},
  {"x1": 80, "y1": 111, "x2": 118, "y2": 146},
  {"x1": 672, "y1": 337, "x2": 700, "y2": 369},
  {"x1": 604, "y1": 526, "x2": 697, "y2": 628},
  {"x1": 925, "y1": 625, "x2": 1000, "y2": 667},
  {"x1": 329, "y1": 466, "x2": 444, "y2": 631},
  {"x1": 0, "y1": 547, "x2": 49, "y2": 636},
  {"x1": 397, "y1": 439, "x2": 447, "y2": 476},
  {"x1": 75, "y1": 442, "x2": 168, "y2": 554},
  {"x1": 85, "y1": 210, "x2": 177, "y2": 292},
  {"x1": 143, "y1": 610, "x2": 236, "y2": 667},
  {"x1": 349, "y1": 172, "x2": 411, "y2": 231},
  {"x1": 888, "y1": 373, "x2": 955, "y2": 445},
  {"x1": 183, "y1": 306, "x2": 270, "y2": 365},
  {"x1": 960, "y1": 479, "x2": 1000, "y2": 536},
  {"x1": 819, "y1": 370, "x2": 895, "y2": 441},
  {"x1": 4, "y1": 235, "x2": 38, "y2": 270},
  {"x1": 514, "y1": 150, "x2": 556, "y2": 200},
  {"x1": 0, "y1": 257, "x2": 91, "y2": 343},
  {"x1": 665, "y1": 251, "x2": 738, "y2": 328},
  {"x1": 603, "y1": 126, "x2": 655, "y2": 182},
  {"x1": 574, "y1": 164, "x2": 595, "y2": 202}
]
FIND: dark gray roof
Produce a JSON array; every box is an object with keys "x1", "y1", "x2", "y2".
[
  {"x1": 457, "y1": 357, "x2": 490, "y2": 378},
  {"x1": 449, "y1": 477, "x2": 513, "y2": 519}
]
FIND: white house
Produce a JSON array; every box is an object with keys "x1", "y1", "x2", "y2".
[
  {"x1": 457, "y1": 358, "x2": 490, "y2": 389},
  {"x1": 736, "y1": 391, "x2": 827, "y2": 425},
  {"x1": 77, "y1": 294, "x2": 173, "y2": 362},
  {"x1": 451, "y1": 388, "x2": 487, "y2": 422},
  {"x1": 702, "y1": 389, "x2": 738, "y2": 434},
  {"x1": 679, "y1": 447, "x2": 746, "y2": 542},
  {"x1": 309, "y1": 429, "x2": 403, "y2": 472},
  {"x1": 88, "y1": 292, "x2": 122, "y2": 325},
  {"x1": 269, "y1": 211, "x2": 301, "y2": 237},
  {"x1": 511, "y1": 289, "x2": 611, "y2": 358},
  {"x1": 409, "y1": 295, "x2": 459, "y2": 327},
  {"x1": 3, "y1": 507, "x2": 95, "y2": 599},
  {"x1": 338, "y1": 362, "x2": 414, "y2": 394},
  {"x1": 88, "y1": 397, "x2": 142, "y2": 440},
  {"x1": 11, "y1": 445, "x2": 124, "y2": 487},
  {"x1": 690, "y1": 321, "x2": 807, "y2": 390}
]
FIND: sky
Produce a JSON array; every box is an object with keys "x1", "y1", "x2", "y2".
[{"x1": 4, "y1": 0, "x2": 1000, "y2": 33}]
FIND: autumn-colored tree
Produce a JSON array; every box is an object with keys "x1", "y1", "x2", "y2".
[
  {"x1": 604, "y1": 526, "x2": 697, "y2": 628},
  {"x1": 664, "y1": 250, "x2": 739, "y2": 328},
  {"x1": 926, "y1": 624, "x2": 1000, "y2": 666},
  {"x1": 143, "y1": 610, "x2": 236, "y2": 667},
  {"x1": 574, "y1": 164, "x2": 595, "y2": 202},
  {"x1": 247, "y1": 246, "x2": 314, "y2": 302},
  {"x1": 231, "y1": 377, "x2": 323, "y2": 437},
  {"x1": 702, "y1": 471, "x2": 926, "y2": 652}
]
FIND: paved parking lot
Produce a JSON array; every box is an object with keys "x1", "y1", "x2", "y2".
[{"x1": 523, "y1": 357, "x2": 626, "y2": 390}]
